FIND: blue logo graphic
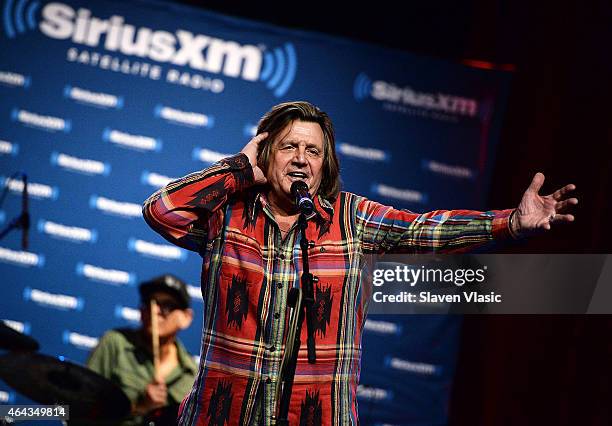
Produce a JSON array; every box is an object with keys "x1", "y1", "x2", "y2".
[
  {"x1": 127, "y1": 237, "x2": 187, "y2": 262},
  {"x1": 23, "y1": 287, "x2": 84, "y2": 310},
  {"x1": 4, "y1": 142, "x2": 19, "y2": 155},
  {"x1": 10, "y1": 108, "x2": 72, "y2": 133},
  {"x1": 50, "y1": 151, "x2": 111, "y2": 176},
  {"x1": 114, "y1": 305, "x2": 140, "y2": 323},
  {"x1": 0, "y1": 390, "x2": 16, "y2": 404},
  {"x1": 2, "y1": 0, "x2": 39, "y2": 38},
  {"x1": 260, "y1": 43, "x2": 297, "y2": 98},
  {"x1": 37, "y1": 219, "x2": 99, "y2": 243},
  {"x1": 383, "y1": 356, "x2": 442, "y2": 376},
  {"x1": 353, "y1": 72, "x2": 373, "y2": 101},
  {"x1": 153, "y1": 104, "x2": 214, "y2": 128},
  {"x1": 242, "y1": 123, "x2": 257, "y2": 138},
  {"x1": 75, "y1": 261, "x2": 137, "y2": 286},
  {"x1": 63, "y1": 85, "x2": 125, "y2": 109},
  {"x1": 102, "y1": 127, "x2": 162, "y2": 152}
]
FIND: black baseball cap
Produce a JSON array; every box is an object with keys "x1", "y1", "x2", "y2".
[{"x1": 138, "y1": 274, "x2": 191, "y2": 309}]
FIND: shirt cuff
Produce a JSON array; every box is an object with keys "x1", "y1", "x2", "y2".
[{"x1": 490, "y1": 209, "x2": 515, "y2": 240}]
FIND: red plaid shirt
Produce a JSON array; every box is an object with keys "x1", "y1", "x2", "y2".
[{"x1": 143, "y1": 154, "x2": 512, "y2": 425}]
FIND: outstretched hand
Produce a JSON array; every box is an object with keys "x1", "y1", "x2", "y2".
[
  {"x1": 240, "y1": 132, "x2": 268, "y2": 185},
  {"x1": 513, "y1": 172, "x2": 578, "y2": 237}
]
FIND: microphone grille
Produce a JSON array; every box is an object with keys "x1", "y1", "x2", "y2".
[{"x1": 290, "y1": 180, "x2": 309, "y2": 195}]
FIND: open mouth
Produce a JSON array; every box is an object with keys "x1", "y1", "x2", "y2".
[{"x1": 287, "y1": 171, "x2": 309, "y2": 180}]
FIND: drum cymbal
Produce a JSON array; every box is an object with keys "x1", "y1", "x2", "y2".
[
  {"x1": 0, "y1": 352, "x2": 130, "y2": 420},
  {"x1": 0, "y1": 322, "x2": 39, "y2": 351}
]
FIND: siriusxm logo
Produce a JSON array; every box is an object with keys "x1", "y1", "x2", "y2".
[
  {"x1": 102, "y1": 128, "x2": 162, "y2": 152},
  {"x1": 2, "y1": 176, "x2": 59, "y2": 199},
  {"x1": 371, "y1": 183, "x2": 427, "y2": 204},
  {"x1": 2, "y1": 319, "x2": 31, "y2": 335},
  {"x1": 89, "y1": 195, "x2": 141, "y2": 218},
  {"x1": 76, "y1": 262, "x2": 136, "y2": 286},
  {"x1": 51, "y1": 151, "x2": 111, "y2": 176},
  {"x1": 0, "y1": 70, "x2": 31, "y2": 88},
  {"x1": 63, "y1": 330, "x2": 99, "y2": 349},
  {"x1": 422, "y1": 159, "x2": 475, "y2": 179},
  {"x1": 357, "y1": 385, "x2": 394, "y2": 402},
  {"x1": 0, "y1": 246, "x2": 45, "y2": 267},
  {"x1": 385, "y1": 356, "x2": 441, "y2": 376},
  {"x1": 363, "y1": 319, "x2": 402, "y2": 335},
  {"x1": 141, "y1": 171, "x2": 176, "y2": 188},
  {"x1": 354, "y1": 72, "x2": 479, "y2": 117},
  {"x1": 0, "y1": 139, "x2": 19, "y2": 156},
  {"x1": 11, "y1": 108, "x2": 71, "y2": 132},
  {"x1": 114, "y1": 305, "x2": 141, "y2": 323},
  {"x1": 23, "y1": 287, "x2": 84, "y2": 310},
  {"x1": 154, "y1": 104, "x2": 213, "y2": 128},
  {"x1": 127, "y1": 237, "x2": 187, "y2": 262},
  {"x1": 4, "y1": 1, "x2": 297, "y2": 97},
  {"x1": 63, "y1": 85, "x2": 123, "y2": 109},
  {"x1": 338, "y1": 142, "x2": 390, "y2": 162},
  {"x1": 192, "y1": 147, "x2": 231, "y2": 163},
  {"x1": 38, "y1": 219, "x2": 98, "y2": 243}
]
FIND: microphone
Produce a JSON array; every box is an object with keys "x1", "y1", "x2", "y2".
[
  {"x1": 21, "y1": 173, "x2": 29, "y2": 250},
  {"x1": 290, "y1": 181, "x2": 314, "y2": 215}
]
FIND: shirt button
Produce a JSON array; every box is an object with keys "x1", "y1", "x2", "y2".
[
  {"x1": 267, "y1": 344, "x2": 275, "y2": 352},
  {"x1": 278, "y1": 253, "x2": 285, "y2": 260},
  {"x1": 266, "y1": 377, "x2": 272, "y2": 384},
  {"x1": 320, "y1": 247, "x2": 326, "y2": 253},
  {"x1": 274, "y1": 312, "x2": 280, "y2": 319},
  {"x1": 276, "y1": 282, "x2": 283, "y2": 289}
]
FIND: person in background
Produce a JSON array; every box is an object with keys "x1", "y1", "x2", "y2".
[{"x1": 87, "y1": 274, "x2": 197, "y2": 425}]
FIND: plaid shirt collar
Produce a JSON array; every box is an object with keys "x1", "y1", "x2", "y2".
[{"x1": 250, "y1": 190, "x2": 335, "y2": 226}]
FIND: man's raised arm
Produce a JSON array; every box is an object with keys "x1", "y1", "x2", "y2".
[
  {"x1": 142, "y1": 133, "x2": 268, "y2": 251},
  {"x1": 356, "y1": 172, "x2": 577, "y2": 253}
]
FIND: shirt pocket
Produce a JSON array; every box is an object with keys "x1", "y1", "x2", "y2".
[{"x1": 215, "y1": 230, "x2": 264, "y2": 341}]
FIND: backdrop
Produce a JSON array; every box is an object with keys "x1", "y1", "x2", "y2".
[{"x1": 0, "y1": 0, "x2": 510, "y2": 423}]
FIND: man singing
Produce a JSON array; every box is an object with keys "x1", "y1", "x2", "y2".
[{"x1": 143, "y1": 101, "x2": 577, "y2": 425}]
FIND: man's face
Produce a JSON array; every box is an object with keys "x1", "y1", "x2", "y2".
[
  {"x1": 266, "y1": 120, "x2": 325, "y2": 204},
  {"x1": 141, "y1": 291, "x2": 191, "y2": 338}
]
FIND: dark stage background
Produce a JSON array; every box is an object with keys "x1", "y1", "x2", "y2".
[{"x1": 180, "y1": 1, "x2": 612, "y2": 425}]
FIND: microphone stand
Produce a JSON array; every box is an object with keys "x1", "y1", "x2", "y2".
[{"x1": 274, "y1": 212, "x2": 318, "y2": 425}]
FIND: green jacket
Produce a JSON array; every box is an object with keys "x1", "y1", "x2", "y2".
[{"x1": 87, "y1": 328, "x2": 197, "y2": 425}]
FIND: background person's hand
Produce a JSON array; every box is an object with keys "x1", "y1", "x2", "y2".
[
  {"x1": 240, "y1": 132, "x2": 268, "y2": 185},
  {"x1": 513, "y1": 172, "x2": 578, "y2": 237},
  {"x1": 141, "y1": 378, "x2": 168, "y2": 412}
]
